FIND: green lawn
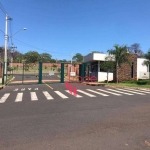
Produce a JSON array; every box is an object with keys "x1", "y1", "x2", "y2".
[
  {"x1": 12, "y1": 66, "x2": 63, "y2": 74},
  {"x1": 106, "y1": 83, "x2": 150, "y2": 89},
  {"x1": 5, "y1": 75, "x2": 13, "y2": 84}
]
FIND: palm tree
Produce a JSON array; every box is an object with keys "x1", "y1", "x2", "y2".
[{"x1": 108, "y1": 45, "x2": 130, "y2": 83}]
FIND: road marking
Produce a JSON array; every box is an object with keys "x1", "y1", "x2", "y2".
[
  {"x1": 30, "y1": 92, "x2": 38, "y2": 101},
  {"x1": 43, "y1": 91, "x2": 54, "y2": 100},
  {"x1": 117, "y1": 89, "x2": 145, "y2": 95},
  {"x1": 15, "y1": 93, "x2": 23, "y2": 102},
  {"x1": 97, "y1": 89, "x2": 122, "y2": 96},
  {"x1": 107, "y1": 89, "x2": 134, "y2": 95},
  {"x1": 34, "y1": 88, "x2": 38, "y2": 90},
  {"x1": 86, "y1": 89, "x2": 109, "y2": 96},
  {"x1": 21, "y1": 88, "x2": 25, "y2": 91},
  {"x1": 145, "y1": 140, "x2": 150, "y2": 147},
  {"x1": 77, "y1": 90, "x2": 96, "y2": 97},
  {"x1": 65, "y1": 90, "x2": 82, "y2": 98},
  {"x1": 125, "y1": 88, "x2": 150, "y2": 94},
  {"x1": 14, "y1": 88, "x2": 18, "y2": 91},
  {"x1": 54, "y1": 91, "x2": 68, "y2": 99},
  {"x1": 43, "y1": 81, "x2": 53, "y2": 89},
  {"x1": 28, "y1": 88, "x2": 31, "y2": 90},
  {"x1": 0, "y1": 93, "x2": 10, "y2": 103}
]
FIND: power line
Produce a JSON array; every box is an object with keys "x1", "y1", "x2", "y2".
[
  {"x1": 0, "y1": 2, "x2": 8, "y2": 15},
  {"x1": 12, "y1": 37, "x2": 70, "y2": 55}
]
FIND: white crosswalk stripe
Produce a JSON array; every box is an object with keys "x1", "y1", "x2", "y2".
[
  {"x1": 43, "y1": 91, "x2": 54, "y2": 100},
  {"x1": 30, "y1": 92, "x2": 38, "y2": 101},
  {"x1": 0, "y1": 93, "x2": 10, "y2": 103},
  {"x1": 65, "y1": 90, "x2": 82, "y2": 98},
  {"x1": 86, "y1": 89, "x2": 109, "y2": 96},
  {"x1": 77, "y1": 90, "x2": 96, "y2": 97},
  {"x1": 97, "y1": 89, "x2": 122, "y2": 96},
  {"x1": 1, "y1": 87, "x2": 150, "y2": 104},
  {"x1": 107, "y1": 89, "x2": 134, "y2": 95},
  {"x1": 117, "y1": 89, "x2": 145, "y2": 95},
  {"x1": 54, "y1": 91, "x2": 68, "y2": 99},
  {"x1": 125, "y1": 88, "x2": 150, "y2": 94},
  {"x1": 15, "y1": 93, "x2": 23, "y2": 102}
]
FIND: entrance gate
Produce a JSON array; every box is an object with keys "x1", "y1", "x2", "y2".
[
  {"x1": 4, "y1": 62, "x2": 94, "y2": 85},
  {"x1": 41, "y1": 62, "x2": 61, "y2": 84},
  {"x1": 7, "y1": 63, "x2": 39, "y2": 85}
]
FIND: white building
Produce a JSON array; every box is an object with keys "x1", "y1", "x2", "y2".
[
  {"x1": 83, "y1": 52, "x2": 149, "y2": 82},
  {"x1": 137, "y1": 58, "x2": 149, "y2": 80}
]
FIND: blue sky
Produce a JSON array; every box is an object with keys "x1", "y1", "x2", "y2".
[{"x1": 0, "y1": 0, "x2": 150, "y2": 60}]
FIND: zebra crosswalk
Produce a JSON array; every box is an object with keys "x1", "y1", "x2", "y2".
[{"x1": 0, "y1": 88, "x2": 149, "y2": 104}]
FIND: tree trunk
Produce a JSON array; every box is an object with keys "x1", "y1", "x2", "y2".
[{"x1": 116, "y1": 61, "x2": 118, "y2": 84}]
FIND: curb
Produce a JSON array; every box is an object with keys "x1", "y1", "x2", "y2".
[
  {"x1": 82, "y1": 82, "x2": 150, "y2": 91},
  {"x1": 105, "y1": 85, "x2": 150, "y2": 91},
  {"x1": 0, "y1": 76, "x2": 15, "y2": 90},
  {"x1": 85, "y1": 82, "x2": 106, "y2": 86}
]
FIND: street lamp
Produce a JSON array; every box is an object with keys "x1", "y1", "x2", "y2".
[
  {"x1": 10, "y1": 28, "x2": 27, "y2": 37},
  {"x1": 3, "y1": 18, "x2": 27, "y2": 83}
]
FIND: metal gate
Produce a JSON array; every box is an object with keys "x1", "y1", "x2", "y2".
[
  {"x1": 8, "y1": 63, "x2": 39, "y2": 85},
  {"x1": 42, "y1": 63, "x2": 60, "y2": 84}
]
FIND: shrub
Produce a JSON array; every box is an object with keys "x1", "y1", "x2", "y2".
[
  {"x1": 7, "y1": 67, "x2": 13, "y2": 71},
  {"x1": 137, "y1": 80, "x2": 149, "y2": 85},
  {"x1": 57, "y1": 68, "x2": 61, "y2": 72}
]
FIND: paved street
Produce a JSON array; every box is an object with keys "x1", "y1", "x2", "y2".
[{"x1": 0, "y1": 83, "x2": 150, "y2": 149}]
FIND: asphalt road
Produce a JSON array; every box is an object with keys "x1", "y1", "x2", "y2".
[{"x1": 0, "y1": 83, "x2": 150, "y2": 150}]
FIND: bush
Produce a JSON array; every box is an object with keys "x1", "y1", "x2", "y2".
[
  {"x1": 45, "y1": 66, "x2": 47, "y2": 69},
  {"x1": 121, "y1": 80, "x2": 137, "y2": 84},
  {"x1": 57, "y1": 68, "x2": 61, "y2": 72},
  {"x1": 7, "y1": 67, "x2": 13, "y2": 71},
  {"x1": 137, "y1": 79, "x2": 149, "y2": 85}
]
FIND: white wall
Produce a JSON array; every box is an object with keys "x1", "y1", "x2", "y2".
[
  {"x1": 93, "y1": 53, "x2": 108, "y2": 61},
  {"x1": 137, "y1": 58, "x2": 149, "y2": 79},
  {"x1": 84, "y1": 53, "x2": 108, "y2": 62},
  {"x1": 98, "y1": 72, "x2": 113, "y2": 82}
]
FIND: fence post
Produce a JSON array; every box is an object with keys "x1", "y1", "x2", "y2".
[
  {"x1": 2, "y1": 63, "x2": 4, "y2": 85},
  {"x1": 60, "y1": 63, "x2": 64, "y2": 83},
  {"x1": 38, "y1": 62, "x2": 42, "y2": 84},
  {"x1": 81, "y1": 64, "x2": 84, "y2": 80},
  {"x1": 22, "y1": 63, "x2": 24, "y2": 84}
]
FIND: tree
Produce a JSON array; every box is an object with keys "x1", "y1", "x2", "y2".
[
  {"x1": 92, "y1": 51, "x2": 104, "y2": 53},
  {"x1": 142, "y1": 49, "x2": 150, "y2": 79},
  {"x1": 0, "y1": 47, "x2": 4, "y2": 61},
  {"x1": 108, "y1": 45, "x2": 130, "y2": 83},
  {"x1": 129, "y1": 43, "x2": 144, "y2": 57},
  {"x1": 13, "y1": 51, "x2": 23, "y2": 63},
  {"x1": 40, "y1": 53, "x2": 52, "y2": 62},
  {"x1": 100, "y1": 55, "x2": 115, "y2": 83},
  {"x1": 50, "y1": 58, "x2": 56, "y2": 63},
  {"x1": 24, "y1": 51, "x2": 40, "y2": 63},
  {"x1": 72, "y1": 53, "x2": 83, "y2": 63}
]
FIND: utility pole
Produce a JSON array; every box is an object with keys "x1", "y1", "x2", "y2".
[
  {"x1": 4, "y1": 14, "x2": 11, "y2": 81},
  {"x1": 4, "y1": 14, "x2": 8, "y2": 80}
]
